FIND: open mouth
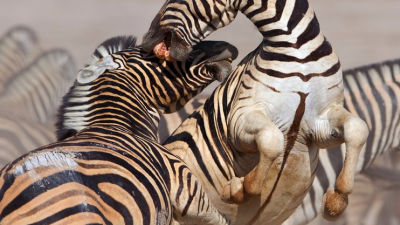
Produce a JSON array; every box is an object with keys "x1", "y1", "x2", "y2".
[{"x1": 153, "y1": 32, "x2": 174, "y2": 61}]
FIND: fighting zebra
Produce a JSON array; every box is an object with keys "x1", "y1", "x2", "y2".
[
  {"x1": 158, "y1": 58, "x2": 400, "y2": 225},
  {"x1": 0, "y1": 26, "x2": 76, "y2": 167},
  {"x1": 0, "y1": 36, "x2": 237, "y2": 225},
  {"x1": 142, "y1": 0, "x2": 369, "y2": 224},
  {"x1": 159, "y1": 94, "x2": 209, "y2": 142}
]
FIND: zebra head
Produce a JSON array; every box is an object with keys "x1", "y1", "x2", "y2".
[{"x1": 142, "y1": 0, "x2": 239, "y2": 61}]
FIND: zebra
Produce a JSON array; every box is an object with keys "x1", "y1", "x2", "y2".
[
  {"x1": 0, "y1": 36, "x2": 238, "y2": 225},
  {"x1": 0, "y1": 26, "x2": 41, "y2": 91},
  {"x1": 0, "y1": 26, "x2": 76, "y2": 168},
  {"x1": 158, "y1": 58, "x2": 400, "y2": 224},
  {"x1": 0, "y1": 49, "x2": 76, "y2": 167},
  {"x1": 159, "y1": 94, "x2": 209, "y2": 142},
  {"x1": 142, "y1": 0, "x2": 369, "y2": 224},
  {"x1": 282, "y1": 59, "x2": 400, "y2": 225}
]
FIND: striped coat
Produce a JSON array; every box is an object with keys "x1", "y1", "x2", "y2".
[{"x1": 0, "y1": 37, "x2": 237, "y2": 225}]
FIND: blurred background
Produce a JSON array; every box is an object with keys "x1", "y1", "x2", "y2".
[
  {"x1": 1, "y1": 0, "x2": 400, "y2": 70},
  {"x1": 0, "y1": 1, "x2": 399, "y2": 225}
]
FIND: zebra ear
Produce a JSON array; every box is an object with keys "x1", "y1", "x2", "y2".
[
  {"x1": 77, "y1": 55, "x2": 118, "y2": 84},
  {"x1": 205, "y1": 60, "x2": 232, "y2": 82}
]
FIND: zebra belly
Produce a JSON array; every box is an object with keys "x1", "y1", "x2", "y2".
[{"x1": 234, "y1": 143, "x2": 318, "y2": 225}]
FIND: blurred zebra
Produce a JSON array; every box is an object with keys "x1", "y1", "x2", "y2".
[
  {"x1": 0, "y1": 26, "x2": 76, "y2": 168},
  {"x1": 0, "y1": 36, "x2": 237, "y2": 224},
  {"x1": 0, "y1": 49, "x2": 76, "y2": 123},
  {"x1": 0, "y1": 26, "x2": 41, "y2": 91},
  {"x1": 143, "y1": 0, "x2": 369, "y2": 224}
]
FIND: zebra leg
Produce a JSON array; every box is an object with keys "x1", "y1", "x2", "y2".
[
  {"x1": 225, "y1": 110, "x2": 284, "y2": 202},
  {"x1": 322, "y1": 105, "x2": 369, "y2": 220},
  {"x1": 171, "y1": 165, "x2": 231, "y2": 225}
]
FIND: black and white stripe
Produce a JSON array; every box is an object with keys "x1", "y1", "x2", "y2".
[
  {"x1": 0, "y1": 36, "x2": 236, "y2": 224},
  {"x1": 144, "y1": 0, "x2": 369, "y2": 224},
  {"x1": 284, "y1": 59, "x2": 400, "y2": 225}
]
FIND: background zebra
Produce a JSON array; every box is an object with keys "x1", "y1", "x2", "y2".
[
  {"x1": 143, "y1": 0, "x2": 369, "y2": 224},
  {"x1": 0, "y1": 36, "x2": 237, "y2": 224},
  {"x1": 158, "y1": 58, "x2": 400, "y2": 225},
  {"x1": 0, "y1": 26, "x2": 76, "y2": 167}
]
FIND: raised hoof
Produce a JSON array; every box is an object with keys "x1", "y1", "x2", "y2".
[
  {"x1": 221, "y1": 177, "x2": 244, "y2": 203},
  {"x1": 322, "y1": 188, "x2": 348, "y2": 221}
]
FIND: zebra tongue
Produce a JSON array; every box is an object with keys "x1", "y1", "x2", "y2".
[{"x1": 153, "y1": 41, "x2": 175, "y2": 62}]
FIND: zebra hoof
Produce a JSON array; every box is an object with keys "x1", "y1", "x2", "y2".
[
  {"x1": 221, "y1": 177, "x2": 245, "y2": 203},
  {"x1": 322, "y1": 188, "x2": 348, "y2": 221}
]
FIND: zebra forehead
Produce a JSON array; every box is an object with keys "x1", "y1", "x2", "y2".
[{"x1": 13, "y1": 150, "x2": 78, "y2": 176}]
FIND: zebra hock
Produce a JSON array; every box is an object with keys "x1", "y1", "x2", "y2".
[{"x1": 143, "y1": 0, "x2": 369, "y2": 223}]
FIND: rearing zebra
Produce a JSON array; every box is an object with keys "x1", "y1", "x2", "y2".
[
  {"x1": 143, "y1": 0, "x2": 369, "y2": 224},
  {"x1": 0, "y1": 36, "x2": 237, "y2": 225},
  {"x1": 158, "y1": 58, "x2": 400, "y2": 225}
]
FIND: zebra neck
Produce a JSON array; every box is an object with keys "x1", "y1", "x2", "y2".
[
  {"x1": 57, "y1": 81, "x2": 161, "y2": 141},
  {"x1": 240, "y1": 0, "x2": 324, "y2": 51},
  {"x1": 237, "y1": 0, "x2": 340, "y2": 78},
  {"x1": 240, "y1": 0, "x2": 312, "y2": 38}
]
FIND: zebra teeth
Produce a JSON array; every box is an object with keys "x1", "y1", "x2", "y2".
[{"x1": 153, "y1": 42, "x2": 167, "y2": 59}]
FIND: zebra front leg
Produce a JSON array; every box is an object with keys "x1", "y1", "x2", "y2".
[
  {"x1": 172, "y1": 166, "x2": 231, "y2": 225},
  {"x1": 322, "y1": 105, "x2": 369, "y2": 220},
  {"x1": 223, "y1": 110, "x2": 284, "y2": 203}
]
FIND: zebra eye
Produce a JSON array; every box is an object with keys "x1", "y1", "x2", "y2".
[{"x1": 331, "y1": 129, "x2": 340, "y2": 138}]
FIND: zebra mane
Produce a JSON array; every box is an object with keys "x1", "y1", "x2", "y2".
[
  {"x1": 88, "y1": 35, "x2": 137, "y2": 65},
  {"x1": 56, "y1": 36, "x2": 137, "y2": 140}
]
